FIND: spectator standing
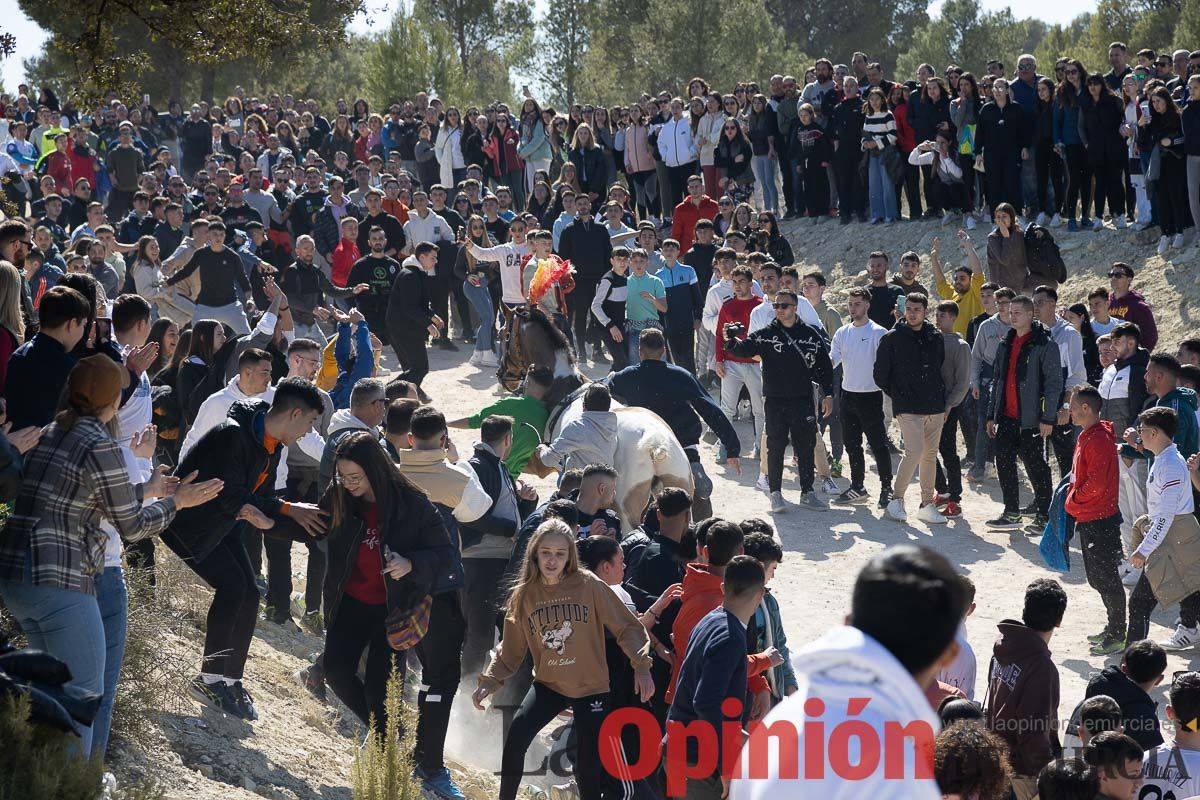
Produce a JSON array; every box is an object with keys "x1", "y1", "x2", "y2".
[
  {"x1": 874, "y1": 292, "x2": 948, "y2": 524},
  {"x1": 1106, "y1": 263, "x2": 1158, "y2": 351},
  {"x1": 984, "y1": 578, "x2": 1068, "y2": 800}
]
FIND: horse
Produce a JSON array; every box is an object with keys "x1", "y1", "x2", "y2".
[{"x1": 499, "y1": 305, "x2": 705, "y2": 528}]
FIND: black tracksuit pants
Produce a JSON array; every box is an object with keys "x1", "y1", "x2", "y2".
[
  {"x1": 841, "y1": 390, "x2": 892, "y2": 491},
  {"x1": 1078, "y1": 513, "x2": 1126, "y2": 636},
  {"x1": 766, "y1": 396, "x2": 816, "y2": 493}
]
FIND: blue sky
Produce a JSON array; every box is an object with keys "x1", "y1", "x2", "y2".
[{"x1": 2, "y1": 0, "x2": 1085, "y2": 97}]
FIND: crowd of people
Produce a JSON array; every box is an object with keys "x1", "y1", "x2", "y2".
[{"x1": 0, "y1": 44, "x2": 1199, "y2": 800}]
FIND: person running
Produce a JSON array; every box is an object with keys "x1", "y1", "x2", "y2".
[
  {"x1": 162, "y1": 220, "x2": 253, "y2": 334},
  {"x1": 874, "y1": 292, "x2": 948, "y2": 525},
  {"x1": 986, "y1": 295, "x2": 1062, "y2": 532},
  {"x1": 164, "y1": 379, "x2": 329, "y2": 721},
  {"x1": 1065, "y1": 386, "x2": 1125, "y2": 655},
  {"x1": 829, "y1": 287, "x2": 892, "y2": 508},
  {"x1": 323, "y1": 428, "x2": 463, "y2": 796},
  {"x1": 724, "y1": 289, "x2": 833, "y2": 513},
  {"x1": 385, "y1": 241, "x2": 443, "y2": 388},
  {"x1": 472, "y1": 518, "x2": 653, "y2": 800}
]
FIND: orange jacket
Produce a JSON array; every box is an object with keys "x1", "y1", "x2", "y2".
[{"x1": 665, "y1": 563, "x2": 770, "y2": 703}]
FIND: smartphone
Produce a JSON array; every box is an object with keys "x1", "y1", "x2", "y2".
[
  {"x1": 94, "y1": 317, "x2": 112, "y2": 341},
  {"x1": 895, "y1": 295, "x2": 907, "y2": 317}
]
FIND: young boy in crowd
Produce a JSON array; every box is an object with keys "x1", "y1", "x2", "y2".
[
  {"x1": 985, "y1": 578, "x2": 1068, "y2": 800},
  {"x1": 1084, "y1": 731, "x2": 1146, "y2": 800},
  {"x1": 624, "y1": 248, "x2": 667, "y2": 365},
  {"x1": 590, "y1": 246, "x2": 630, "y2": 371},
  {"x1": 741, "y1": 528, "x2": 797, "y2": 705},
  {"x1": 936, "y1": 574, "x2": 977, "y2": 699},
  {"x1": 1142, "y1": 670, "x2": 1200, "y2": 797},
  {"x1": 1065, "y1": 639, "x2": 1164, "y2": 751}
]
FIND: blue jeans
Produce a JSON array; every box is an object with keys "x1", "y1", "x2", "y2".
[
  {"x1": 751, "y1": 155, "x2": 779, "y2": 213},
  {"x1": 462, "y1": 277, "x2": 495, "y2": 353},
  {"x1": 93, "y1": 566, "x2": 128, "y2": 760},
  {"x1": 868, "y1": 154, "x2": 898, "y2": 221},
  {"x1": 0, "y1": 575, "x2": 106, "y2": 757},
  {"x1": 627, "y1": 326, "x2": 645, "y2": 365}
]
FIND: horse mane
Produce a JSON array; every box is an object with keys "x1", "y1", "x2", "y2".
[{"x1": 522, "y1": 307, "x2": 574, "y2": 359}]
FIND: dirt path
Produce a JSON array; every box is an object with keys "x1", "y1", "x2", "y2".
[{"x1": 112, "y1": 215, "x2": 1199, "y2": 797}]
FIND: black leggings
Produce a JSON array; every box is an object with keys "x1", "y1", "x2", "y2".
[
  {"x1": 841, "y1": 390, "x2": 892, "y2": 491},
  {"x1": 1158, "y1": 155, "x2": 1190, "y2": 236},
  {"x1": 1078, "y1": 514, "x2": 1127, "y2": 636},
  {"x1": 161, "y1": 527, "x2": 259, "y2": 679},
  {"x1": 1035, "y1": 139, "x2": 1065, "y2": 216},
  {"x1": 1063, "y1": 143, "x2": 1092, "y2": 221},
  {"x1": 994, "y1": 417, "x2": 1053, "y2": 515},
  {"x1": 1127, "y1": 577, "x2": 1200, "y2": 644},
  {"x1": 324, "y1": 593, "x2": 398, "y2": 737},
  {"x1": 1091, "y1": 157, "x2": 1126, "y2": 218},
  {"x1": 499, "y1": 682, "x2": 610, "y2": 800},
  {"x1": 766, "y1": 397, "x2": 816, "y2": 493}
]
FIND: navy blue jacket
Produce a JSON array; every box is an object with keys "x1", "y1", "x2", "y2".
[
  {"x1": 605, "y1": 358, "x2": 740, "y2": 457},
  {"x1": 667, "y1": 607, "x2": 748, "y2": 760}
]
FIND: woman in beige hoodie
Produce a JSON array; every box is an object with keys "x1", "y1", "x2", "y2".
[{"x1": 473, "y1": 519, "x2": 654, "y2": 800}]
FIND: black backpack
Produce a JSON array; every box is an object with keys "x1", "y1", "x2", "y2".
[{"x1": 1024, "y1": 223, "x2": 1067, "y2": 284}]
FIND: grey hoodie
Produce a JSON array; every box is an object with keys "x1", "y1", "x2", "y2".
[
  {"x1": 942, "y1": 331, "x2": 972, "y2": 409},
  {"x1": 970, "y1": 313, "x2": 1012, "y2": 389},
  {"x1": 541, "y1": 410, "x2": 619, "y2": 473}
]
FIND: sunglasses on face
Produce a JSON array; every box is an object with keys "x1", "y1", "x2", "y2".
[{"x1": 773, "y1": 302, "x2": 795, "y2": 309}]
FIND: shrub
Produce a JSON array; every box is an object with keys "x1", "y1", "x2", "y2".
[{"x1": 350, "y1": 668, "x2": 422, "y2": 800}]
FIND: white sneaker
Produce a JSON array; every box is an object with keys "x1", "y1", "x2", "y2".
[
  {"x1": 467, "y1": 351, "x2": 482, "y2": 366},
  {"x1": 965, "y1": 215, "x2": 977, "y2": 231},
  {"x1": 941, "y1": 211, "x2": 953, "y2": 225},
  {"x1": 1035, "y1": 212, "x2": 1047, "y2": 226},
  {"x1": 1092, "y1": 217, "x2": 1104, "y2": 231},
  {"x1": 917, "y1": 503, "x2": 947, "y2": 525},
  {"x1": 886, "y1": 497, "x2": 907, "y2": 522},
  {"x1": 1160, "y1": 623, "x2": 1200, "y2": 652},
  {"x1": 479, "y1": 350, "x2": 499, "y2": 366},
  {"x1": 1158, "y1": 235, "x2": 1170, "y2": 256},
  {"x1": 1114, "y1": 214, "x2": 1127, "y2": 229},
  {"x1": 755, "y1": 474, "x2": 770, "y2": 494},
  {"x1": 1173, "y1": 233, "x2": 1185, "y2": 249},
  {"x1": 769, "y1": 491, "x2": 788, "y2": 514},
  {"x1": 1051, "y1": 213, "x2": 1063, "y2": 227},
  {"x1": 1120, "y1": 565, "x2": 1143, "y2": 587},
  {"x1": 821, "y1": 476, "x2": 839, "y2": 495}
]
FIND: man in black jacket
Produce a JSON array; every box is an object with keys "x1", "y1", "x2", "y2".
[
  {"x1": 163, "y1": 380, "x2": 328, "y2": 721},
  {"x1": 386, "y1": 242, "x2": 444, "y2": 387},
  {"x1": 873, "y1": 292, "x2": 948, "y2": 525},
  {"x1": 1065, "y1": 639, "x2": 1166, "y2": 751},
  {"x1": 986, "y1": 296, "x2": 1062, "y2": 531},
  {"x1": 725, "y1": 290, "x2": 833, "y2": 514},
  {"x1": 460, "y1": 415, "x2": 537, "y2": 676},
  {"x1": 606, "y1": 328, "x2": 741, "y2": 501},
  {"x1": 557, "y1": 195, "x2": 613, "y2": 360}
]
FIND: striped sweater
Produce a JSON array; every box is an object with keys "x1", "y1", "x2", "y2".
[{"x1": 862, "y1": 111, "x2": 898, "y2": 150}]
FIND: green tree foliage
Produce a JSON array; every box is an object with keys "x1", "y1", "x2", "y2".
[
  {"x1": 426, "y1": 0, "x2": 534, "y2": 97},
  {"x1": 897, "y1": 0, "x2": 1048, "y2": 78},
  {"x1": 533, "y1": 0, "x2": 600, "y2": 107},
  {"x1": 362, "y1": 7, "x2": 468, "y2": 108},
  {"x1": 1033, "y1": 16, "x2": 1094, "y2": 72},
  {"x1": 580, "y1": 0, "x2": 808, "y2": 105},
  {"x1": 1180, "y1": 0, "x2": 1200, "y2": 49},
  {"x1": 17, "y1": 0, "x2": 363, "y2": 105},
  {"x1": 763, "y1": 0, "x2": 930, "y2": 75}
]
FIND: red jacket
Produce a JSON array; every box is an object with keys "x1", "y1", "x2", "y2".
[
  {"x1": 1065, "y1": 420, "x2": 1119, "y2": 522},
  {"x1": 671, "y1": 195, "x2": 719, "y2": 252},
  {"x1": 44, "y1": 152, "x2": 72, "y2": 194},
  {"x1": 331, "y1": 239, "x2": 360, "y2": 287},
  {"x1": 665, "y1": 563, "x2": 769, "y2": 703},
  {"x1": 893, "y1": 102, "x2": 916, "y2": 153},
  {"x1": 68, "y1": 147, "x2": 99, "y2": 190}
]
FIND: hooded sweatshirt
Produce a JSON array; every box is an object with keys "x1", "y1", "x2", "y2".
[
  {"x1": 984, "y1": 620, "x2": 1060, "y2": 776},
  {"x1": 1065, "y1": 420, "x2": 1119, "y2": 522},
  {"x1": 479, "y1": 568, "x2": 652, "y2": 698},
  {"x1": 730, "y1": 626, "x2": 941, "y2": 800},
  {"x1": 1109, "y1": 289, "x2": 1158, "y2": 351},
  {"x1": 666, "y1": 563, "x2": 770, "y2": 703},
  {"x1": 540, "y1": 409, "x2": 619, "y2": 472}
]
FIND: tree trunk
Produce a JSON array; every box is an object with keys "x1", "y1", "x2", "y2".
[{"x1": 199, "y1": 65, "x2": 216, "y2": 105}]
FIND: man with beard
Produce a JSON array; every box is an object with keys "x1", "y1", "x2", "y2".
[{"x1": 348, "y1": 226, "x2": 401, "y2": 342}]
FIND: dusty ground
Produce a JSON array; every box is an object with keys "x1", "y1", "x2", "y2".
[{"x1": 110, "y1": 215, "x2": 1200, "y2": 798}]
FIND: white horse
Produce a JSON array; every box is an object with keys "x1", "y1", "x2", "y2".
[{"x1": 542, "y1": 393, "x2": 696, "y2": 531}]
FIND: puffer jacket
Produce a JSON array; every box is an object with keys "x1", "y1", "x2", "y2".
[
  {"x1": 988, "y1": 321, "x2": 1063, "y2": 428},
  {"x1": 320, "y1": 477, "x2": 455, "y2": 627},
  {"x1": 873, "y1": 320, "x2": 946, "y2": 415}
]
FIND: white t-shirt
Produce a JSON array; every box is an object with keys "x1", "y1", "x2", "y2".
[
  {"x1": 1141, "y1": 743, "x2": 1200, "y2": 798},
  {"x1": 468, "y1": 240, "x2": 531, "y2": 305},
  {"x1": 935, "y1": 623, "x2": 977, "y2": 700}
]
